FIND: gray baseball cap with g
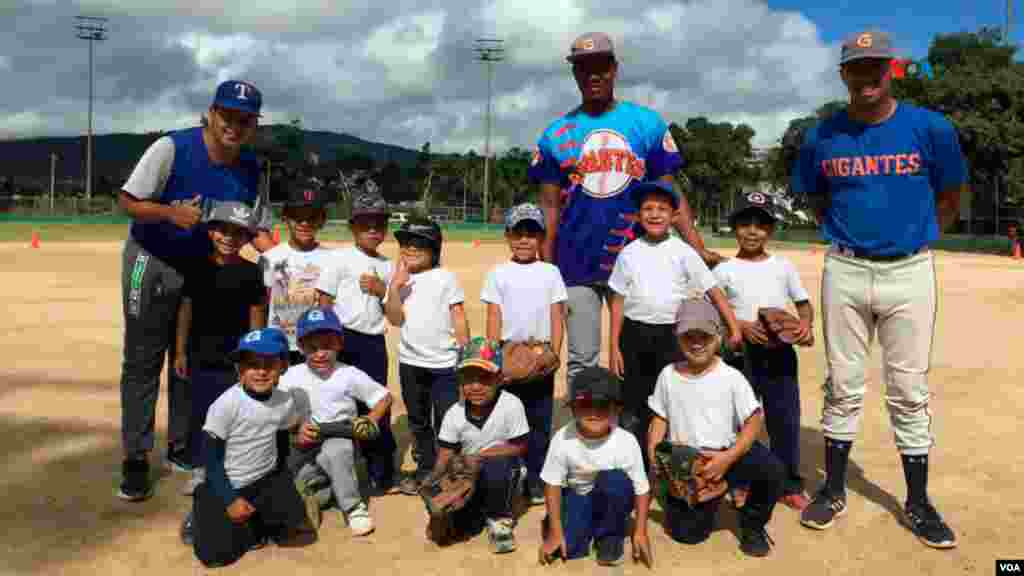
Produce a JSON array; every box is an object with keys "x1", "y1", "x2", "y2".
[
  {"x1": 675, "y1": 297, "x2": 722, "y2": 336},
  {"x1": 567, "y1": 32, "x2": 616, "y2": 62},
  {"x1": 840, "y1": 29, "x2": 896, "y2": 65}
]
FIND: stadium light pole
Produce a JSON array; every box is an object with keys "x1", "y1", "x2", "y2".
[
  {"x1": 76, "y1": 15, "x2": 108, "y2": 202},
  {"x1": 474, "y1": 38, "x2": 504, "y2": 223}
]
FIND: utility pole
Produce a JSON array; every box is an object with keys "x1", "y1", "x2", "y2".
[
  {"x1": 76, "y1": 15, "x2": 108, "y2": 202},
  {"x1": 474, "y1": 38, "x2": 504, "y2": 223},
  {"x1": 1007, "y1": 0, "x2": 1014, "y2": 44},
  {"x1": 50, "y1": 153, "x2": 57, "y2": 214}
]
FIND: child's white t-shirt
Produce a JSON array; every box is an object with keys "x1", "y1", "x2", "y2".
[
  {"x1": 258, "y1": 243, "x2": 333, "y2": 350},
  {"x1": 608, "y1": 236, "x2": 718, "y2": 324},
  {"x1": 712, "y1": 254, "x2": 809, "y2": 322},
  {"x1": 389, "y1": 267, "x2": 465, "y2": 368},
  {"x1": 438, "y1": 391, "x2": 530, "y2": 455},
  {"x1": 648, "y1": 360, "x2": 761, "y2": 450},
  {"x1": 278, "y1": 363, "x2": 389, "y2": 425},
  {"x1": 539, "y1": 422, "x2": 650, "y2": 496},
  {"x1": 316, "y1": 246, "x2": 394, "y2": 336},
  {"x1": 203, "y1": 385, "x2": 297, "y2": 489},
  {"x1": 480, "y1": 260, "x2": 567, "y2": 342}
]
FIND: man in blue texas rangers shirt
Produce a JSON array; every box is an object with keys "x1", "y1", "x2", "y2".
[
  {"x1": 791, "y1": 28, "x2": 966, "y2": 550},
  {"x1": 529, "y1": 31, "x2": 720, "y2": 386},
  {"x1": 116, "y1": 80, "x2": 274, "y2": 502}
]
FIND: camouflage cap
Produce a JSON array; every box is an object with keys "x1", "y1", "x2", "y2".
[
  {"x1": 505, "y1": 203, "x2": 546, "y2": 231},
  {"x1": 351, "y1": 179, "x2": 390, "y2": 218},
  {"x1": 840, "y1": 29, "x2": 896, "y2": 64},
  {"x1": 457, "y1": 337, "x2": 502, "y2": 373}
]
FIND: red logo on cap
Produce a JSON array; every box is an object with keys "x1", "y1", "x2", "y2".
[{"x1": 304, "y1": 190, "x2": 314, "y2": 202}]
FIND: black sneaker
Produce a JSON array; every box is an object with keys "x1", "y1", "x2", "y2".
[
  {"x1": 180, "y1": 511, "x2": 194, "y2": 546},
  {"x1": 165, "y1": 447, "x2": 193, "y2": 473},
  {"x1": 117, "y1": 458, "x2": 153, "y2": 502},
  {"x1": 800, "y1": 487, "x2": 847, "y2": 530},
  {"x1": 904, "y1": 499, "x2": 957, "y2": 549},
  {"x1": 527, "y1": 480, "x2": 545, "y2": 506},
  {"x1": 740, "y1": 525, "x2": 774, "y2": 557},
  {"x1": 595, "y1": 536, "x2": 624, "y2": 566}
]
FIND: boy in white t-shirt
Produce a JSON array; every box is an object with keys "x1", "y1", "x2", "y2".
[
  {"x1": 426, "y1": 337, "x2": 529, "y2": 553},
  {"x1": 280, "y1": 307, "x2": 394, "y2": 537},
  {"x1": 481, "y1": 203, "x2": 567, "y2": 506},
  {"x1": 316, "y1": 184, "x2": 398, "y2": 494},
  {"x1": 608, "y1": 181, "x2": 741, "y2": 473},
  {"x1": 647, "y1": 298, "x2": 786, "y2": 558},
  {"x1": 712, "y1": 192, "x2": 814, "y2": 511},
  {"x1": 191, "y1": 328, "x2": 309, "y2": 568},
  {"x1": 384, "y1": 217, "x2": 470, "y2": 495},
  {"x1": 258, "y1": 178, "x2": 332, "y2": 363},
  {"x1": 538, "y1": 366, "x2": 652, "y2": 568}
]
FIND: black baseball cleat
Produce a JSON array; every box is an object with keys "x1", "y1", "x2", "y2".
[
  {"x1": 117, "y1": 458, "x2": 153, "y2": 502},
  {"x1": 595, "y1": 536, "x2": 624, "y2": 566},
  {"x1": 740, "y1": 526, "x2": 774, "y2": 557},
  {"x1": 800, "y1": 486, "x2": 847, "y2": 530},
  {"x1": 904, "y1": 499, "x2": 957, "y2": 549}
]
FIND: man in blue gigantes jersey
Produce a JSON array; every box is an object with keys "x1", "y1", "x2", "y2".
[
  {"x1": 116, "y1": 80, "x2": 274, "y2": 501},
  {"x1": 791, "y1": 29, "x2": 965, "y2": 549},
  {"x1": 529, "y1": 32, "x2": 722, "y2": 386}
]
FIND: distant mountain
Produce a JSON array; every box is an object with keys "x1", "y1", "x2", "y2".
[{"x1": 0, "y1": 125, "x2": 421, "y2": 182}]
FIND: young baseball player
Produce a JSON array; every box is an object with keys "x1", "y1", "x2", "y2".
[
  {"x1": 279, "y1": 307, "x2": 393, "y2": 537},
  {"x1": 609, "y1": 181, "x2": 741, "y2": 473},
  {"x1": 481, "y1": 202, "x2": 567, "y2": 505},
  {"x1": 647, "y1": 297, "x2": 786, "y2": 558},
  {"x1": 316, "y1": 183, "x2": 398, "y2": 494},
  {"x1": 383, "y1": 217, "x2": 470, "y2": 495},
  {"x1": 259, "y1": 177, "x2": 332, "y2": 363},
  {"x1": 713, "y1": 192, "x2": 814, "y2": 510},
  {"x1": 427, "y1": 337, "x2": 529, "y2": 553},
  {"x1": 190, "y1": 327, "x2": 309, "y2": 568},
  {"x1": 174, "y1": 200, "x2": 266, "y2": 512},
  {"x1": 538, "y1": 366, "x2": 652, "y2": 568}
]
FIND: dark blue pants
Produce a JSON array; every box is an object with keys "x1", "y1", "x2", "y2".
[
  {"x1": 619, "y1": 318, "x2": 679, "y2": 473},
  {"x1": 726, "y1": 343, "x2": 803, "y2": 494},
  {"x1": 505, "y1": 373, "x2": 554, "y2": 490},
  {"x1": 399, "y1": 363, "x2": 458, "y2": 477},
  {"x1": 546, "y1": 470, "x2": 635, "y2": 560},
  {"x1": 663, "y1": 442, "x2": 785, "y2": 544},
  {"x1": 449, "y1": 455, "x2": 523, "y2": 534},
  {"x1": 189, "y1": 366, "x2": 237, "y2": 466},
  {"x1": 341, "y1": 328, "x2": 397, "y2": 488}
]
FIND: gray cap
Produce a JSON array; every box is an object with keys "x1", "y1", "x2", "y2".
[
  {"x1": 203, "y1": 199, "x2": 259, "y2": 230},
  {"x1": 675, "y1": 297, "x2": 722, "y2": 336},
  {"x1": 840, "y1": 29, "x2": 896, "y2": 64},
  {"x1": 351, "y1": 180, "x2": 390, "y2": 218},
  {"x1": 567, "y1": 32, "x2": 616, "y2": 62},
  {"x1": 505, "y1": 203, "x2": 545, "y2": 231}
]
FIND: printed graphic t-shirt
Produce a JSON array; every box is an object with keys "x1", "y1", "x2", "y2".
[
  {"x1": 259, "y1": 243, "x2": 332, "y2": 350},
  {"x1": 529, "y1": 101, "x2": 683, "y2": 287}
]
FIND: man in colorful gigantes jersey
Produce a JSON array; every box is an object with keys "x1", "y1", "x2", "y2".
[{"x1": 528, "y1": 31, "x2": 720, "y2": 385}]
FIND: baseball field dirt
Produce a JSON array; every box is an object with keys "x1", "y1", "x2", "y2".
[{"x1": 1, "y1": 240, "x2": 1020, "y2": 575}]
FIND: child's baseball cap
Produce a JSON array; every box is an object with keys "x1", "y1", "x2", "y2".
[
  {"x1": 284, "y1": 178, "x2": 327, "y2": 210},
  {"x1": 203, "y1": 199, "x2": 259, "y2": 231},
  {"x1": 296, "y1": 307, "x2": 344, "y2": 340},
  {"x1": 631, "y1": 180, "x2": 679, "y2": 210},
  {"x1": 212, "y1": 80, "x2": 263, "y2": 116},
  {"x1": 350, "y1": 181, "x2": 390, "y2": 219},
  {"x1": 729, "y1": 191, "x2": 785, "y2": 226},
  {"x1": 505, "y1": 203, "x2": 546, "y2": 231},
  {"x1": 675, "y1": 297, "x2": 722, "y2": 337},
  {"x1": 230, "y1": 327, "x2": 289, "y2": 361},
  {"x1": 568, "y1": 366, "x2": 622, "y2": 404},
  {"x1": 457, "y1": 337, "x2": 502, "y2": 373}
]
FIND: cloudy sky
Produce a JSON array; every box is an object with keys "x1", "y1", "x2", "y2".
[{"x1": 1, "y1": 0, "x2": 1012, "y2": 151}]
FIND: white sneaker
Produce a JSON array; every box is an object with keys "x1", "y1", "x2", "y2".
[
  {"x1": 182, "y1": 467, "x2": 205, "y2": 496},
  {"x1": 487, "y1": 518, "x2": 516, "y2": 553},
  {"x1": 346, "y1": 502, "x2": 375, "y2": 536}
]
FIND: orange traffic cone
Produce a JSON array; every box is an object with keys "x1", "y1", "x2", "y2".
[
  {"x1": 30, "y1": 230, "x2": 40, "y2": 249},
  {"x1": 1013, "y1": 241, "x2": 1022, "y2": 259},
  {"x1": 273, "y1": 224, "x2": 281, "y2": 244},
  {"x1": 472, "y1": 239, "x2": 481, "y2": 248}
]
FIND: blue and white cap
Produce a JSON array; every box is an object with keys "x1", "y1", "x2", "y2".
[
  {"x1": 230, "y1": 327, "x2": 289, "y2": 361},
  {"x1": 296, "y1": 307, "x2": 344, "y2": 340},
  {"x1": 505, "y1": 203, "x2": 546, "y2": 231},
  {"x1": 213, "y1": 80, "x2": 262, "y2": 116}
]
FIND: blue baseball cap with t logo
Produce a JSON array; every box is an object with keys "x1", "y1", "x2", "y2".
[{"x1": 213, "y1": 80, "x2": 262, "y2": 116}]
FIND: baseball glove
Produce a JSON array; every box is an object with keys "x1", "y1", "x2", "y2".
[
  {"x1": 653, "y1": 441, "x2": 728, "y2": 506},
  {"x1": 501, "y1": 340, "x2": 559, "y2": 384},
  {"x1": 313, "y1": 417, "x2": 380, "y2": 442},
  {"x1": 419, "y1": 455, "x2": 481, "y2": 544},
  {"x1": 758, "y1": 307, "x2": 812, "y2": 347}
]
